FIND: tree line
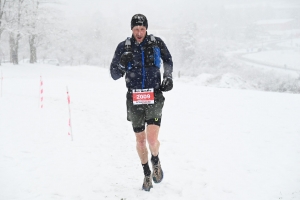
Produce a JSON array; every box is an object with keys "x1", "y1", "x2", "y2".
[{"x1": 0, "y1": 0, "x2": 62, "y2": 65}]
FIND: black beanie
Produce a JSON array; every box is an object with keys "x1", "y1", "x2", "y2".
[{"x1": 131, "y1": 14, "x2": 148, "y2": 30}]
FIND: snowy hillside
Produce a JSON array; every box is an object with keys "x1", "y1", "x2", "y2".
[{"x1": 0, "y1": 64, "x2": 300, "y2": 200}]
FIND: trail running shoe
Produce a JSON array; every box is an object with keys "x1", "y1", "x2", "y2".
[
  {"x1": 142, "y1": 174, "x2": 153, "y2": 191},
  {"x1": 152, "y1": 160, "x2": 164, "y2": 183}
]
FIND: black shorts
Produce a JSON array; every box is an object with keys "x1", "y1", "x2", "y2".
[{"x1": 126, "y1": 89, "x2": 165, "y2": 133}]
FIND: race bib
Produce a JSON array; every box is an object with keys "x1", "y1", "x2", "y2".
[{"x1": 132, "y1": 88, "x2": 154, "y2": 105}]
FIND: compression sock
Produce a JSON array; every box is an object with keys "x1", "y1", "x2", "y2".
[
  {"x1": 142, "y1": 162, "x2": 151, "y2": 176},
  {"x1": 151, "y1": 154, "x2": 159, "y2": 165}
]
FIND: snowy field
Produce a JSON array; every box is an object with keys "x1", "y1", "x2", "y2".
[
  {"x1": 242, "y1": 50, "x2": 300, "y2": 70},
  {"x1": 0, "y1": 64, "x2": 300, "y2": 200}
]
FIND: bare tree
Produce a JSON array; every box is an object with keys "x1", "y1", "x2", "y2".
[
  {"x1": 23, "y1": 0, "x2": 64, "y2": 64},
  {"x1": 0, "y1": 0, "x2": 8, "y2": 65},
  {"x1": 5, "y1": 0, "x2": 25, "y2": 64},
  {"x1": 0, "y1": 0, "x2": 8, "y2": 39},
  {"x1": 27, "y1": 0, "x2": 39, "y2": 63}
]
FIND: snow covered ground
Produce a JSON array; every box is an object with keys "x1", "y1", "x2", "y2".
[
  {"x1": 242, "y1": 50, "x2": 300, "y2": 70},
  {"x1": 0, "y1": 64, "x2": 300, "y2": 200}
]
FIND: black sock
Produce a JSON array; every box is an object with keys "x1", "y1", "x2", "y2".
[
  {"x1": 142, "y1": 162, "x2": 151, "y2": 176},
  {"x1": 151, "y1": 154, "x2": 159, "y2": 165}
]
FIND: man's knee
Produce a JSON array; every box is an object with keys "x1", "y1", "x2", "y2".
[
  {"x1": 148, "y1": 138, "x2": 158, "y2": 147},
  {"x1": 136, "y1": 132, "x2": 146, "y2": 147},
  {"x1": 136, "y1": 139, "x2": 146, "y2": 148},
  {"x1": 146, "y1": 125, "x2": 160, "y2": 147}
]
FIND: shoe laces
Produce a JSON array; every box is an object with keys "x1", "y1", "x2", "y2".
[
  {"x1": 144, "y1": 176, "x2": 151, "y2": 186},
  {"x1": 153, "y1": 163, "x2": 161, "y2": 177}
]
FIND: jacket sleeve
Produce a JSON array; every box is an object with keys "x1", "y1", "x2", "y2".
[
  {"x1": 110, "y1": 42, "x2": 125, "y2": 80},
  {"x1": 156, "y1": 37, "x2": 173, "y2": 78}
]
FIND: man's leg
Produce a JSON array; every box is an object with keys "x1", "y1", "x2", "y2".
[
  {"x1": 135, "y1": 131, "x2": 153, "y2": 191},
  {"x1": 135, "y1": 131, "x2": 148, "y2": 164},
  {"x1": 135, "y1": 125, "x2": 160, "y2": 163},
  {"x1": 146, "y1": 125, "x2": 160, "y2": 156},
  {"x1": 146, "y1": 124, "x2": 164, "y2": 183}
]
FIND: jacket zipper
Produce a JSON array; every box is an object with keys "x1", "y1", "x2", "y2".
[{"x1": 141, "y1": 45, "x2": 145, "y2": 89}]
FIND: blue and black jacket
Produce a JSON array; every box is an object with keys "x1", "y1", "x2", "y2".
[{"x1": 110, "y1": 34, "x2": 173, "y2": 90}]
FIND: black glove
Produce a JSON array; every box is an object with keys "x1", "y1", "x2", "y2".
[
  {"x1": 160, "y1": 77, "x2": 173, "y2": 92},
  {"x1": 118, "y1": 52, "x2": 133, "y2": 75}
]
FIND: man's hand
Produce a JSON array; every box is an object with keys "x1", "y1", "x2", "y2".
[
  {"x1": 118, "y1": 52, "x2": 133, "y2": 76},
  {"x1": 119, "y1": 52, "x2": 133, "y2": 68},
  {"x1": 160, "y1": 77, "x2": 173, "y2": 92},
  {"x1": 117, "y1": 63, "x2": 126, "y2": 75}
]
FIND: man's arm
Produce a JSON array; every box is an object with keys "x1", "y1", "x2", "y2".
[
  {"x1": 110, "y1": 42, "x2": 125, "y2": 80},
  {"x1": 156, "y1": 37, "x2": 173, "y2": 78}
]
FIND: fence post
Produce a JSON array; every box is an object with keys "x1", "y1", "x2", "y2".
[
  {"x1": 1, "y1": 71, "x2": 3, "y2": 97},
  {"x1": 40, "y1": 76, "x2": 43, "y2": 108},
  {"x1": 66, "y1": 86, "x2": 73, "y2": 141}
]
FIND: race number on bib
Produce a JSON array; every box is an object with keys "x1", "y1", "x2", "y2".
[{"x1": 132, "y1": 88, "x2": 154, "y2": 105}]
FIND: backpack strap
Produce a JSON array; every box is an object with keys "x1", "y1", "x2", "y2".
[
  {"x1": 149, "y1": 34, "x2": 156, "y2": 43},
  {"x1": 149, "y1": 34, "x2": 161, "y2": 68},
  {"x1": 124, "y1": 37, "x2": 132, "y2": 52},
  {"x1": 125, "y1": 34, "x2": 156, "y2": 49}
]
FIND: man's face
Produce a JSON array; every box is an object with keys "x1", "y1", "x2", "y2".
[{"x1": 132, "y1": 26, "x2": 147, "y2": 43}]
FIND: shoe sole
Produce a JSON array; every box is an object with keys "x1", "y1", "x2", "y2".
[{"x1": 142, "y1": 185, "x2": 153, "y2": 191}]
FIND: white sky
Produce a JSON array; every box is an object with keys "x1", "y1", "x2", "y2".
[{"x1": 60, "y1": 0, "x2": 298, "y2": 27}]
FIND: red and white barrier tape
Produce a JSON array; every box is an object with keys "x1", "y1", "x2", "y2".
[
  {"x1": 40, "y1": 76, "x2": 43, "y2": 108},
  {"x1": 66, "y1": 86, "x2": 73, "y2": 141},
  {"x1": 1, "y1": 71, "x2": 3, "y2": 97}
]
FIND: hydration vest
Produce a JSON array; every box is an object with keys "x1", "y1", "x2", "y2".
[{"x1": 124, "y1": 34, "x2": 161, "y2": 69}]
